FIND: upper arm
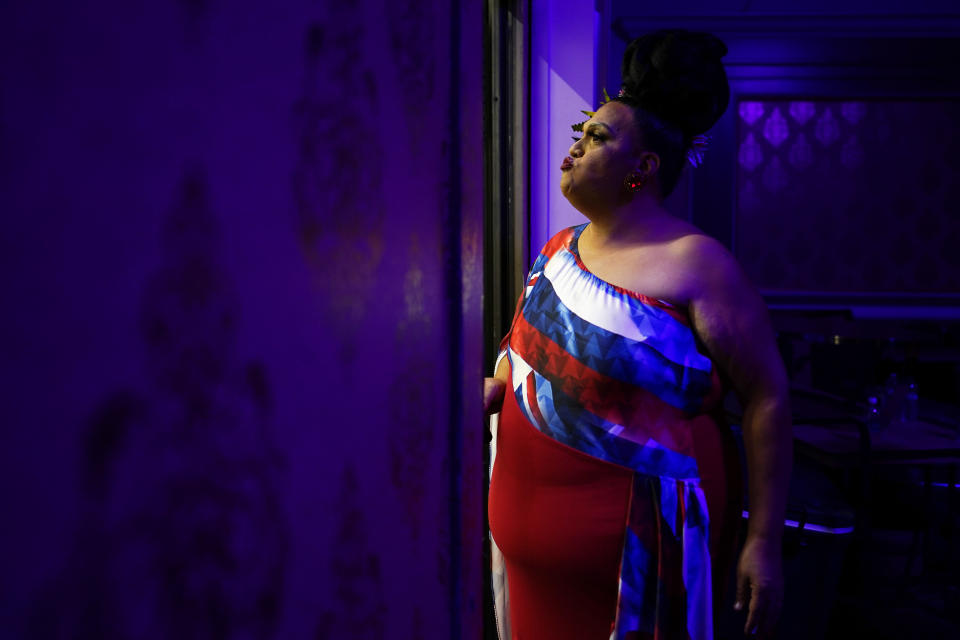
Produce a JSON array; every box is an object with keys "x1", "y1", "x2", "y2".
[{"x1": 683, "y1": 237, "x2": 788, "y2": 403}]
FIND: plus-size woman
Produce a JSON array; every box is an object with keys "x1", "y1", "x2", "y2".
[{"x1": 483, "y1": 30, "x2": 792, "y2": 640}]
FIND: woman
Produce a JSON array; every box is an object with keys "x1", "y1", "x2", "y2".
[{"x1": 483, "y1": 30, "x2": 791, "y2": 640}]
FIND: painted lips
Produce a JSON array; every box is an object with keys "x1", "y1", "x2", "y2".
[{"x1": 561, "y1": 157, "x2": 574, "y2": 171}]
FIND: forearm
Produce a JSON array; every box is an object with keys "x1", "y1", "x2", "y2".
[{"x1": 741, "y1": 393, "x2": 793, "y2": 543}]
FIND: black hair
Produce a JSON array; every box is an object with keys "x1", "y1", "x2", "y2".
[{"x1": 614, "y1": 29, "x2": 730, "y2": 198}]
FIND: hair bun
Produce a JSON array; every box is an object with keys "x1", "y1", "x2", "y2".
[{"x1": 620, "y1": 29, "x2": 730, "y2": 136}]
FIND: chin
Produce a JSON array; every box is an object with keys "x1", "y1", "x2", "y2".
[{"x1": 561, "y1": 192, "x2": 593, "y2": 217}]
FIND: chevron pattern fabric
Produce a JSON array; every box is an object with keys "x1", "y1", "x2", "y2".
[{"x1": 496, "y1": 223, "x2": 722, "y2": 640}]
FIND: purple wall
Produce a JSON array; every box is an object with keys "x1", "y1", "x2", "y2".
[
  {"x1": 529, "y1": 0, "x2": 596, "y2": 257},
  {"x1": 0, "y1": 1, "x2": 484, "y2": 638}
]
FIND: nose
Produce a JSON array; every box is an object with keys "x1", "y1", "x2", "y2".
[{"x1": 568, "y1": 137, "x2": 584, "y2": 158}]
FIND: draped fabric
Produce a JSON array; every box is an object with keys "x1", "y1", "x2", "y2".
[{"x1": 490, "y1": 223, "x2": 724, "y2": 640}]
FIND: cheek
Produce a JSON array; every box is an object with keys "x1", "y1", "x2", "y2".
[
  {"x1": 591, "y1": 145, "x2": 631, "y2": 172},
  {"x1": 584, "y1": 155, "x2": 626, "y2": 188}
]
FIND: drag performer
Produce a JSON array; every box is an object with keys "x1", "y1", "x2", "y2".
[{"x1": 483, "y1": 29, "x2": 791, "y2": 640}]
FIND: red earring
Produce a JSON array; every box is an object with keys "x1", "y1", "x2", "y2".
[{"x1": 625, "y1": 172, "x2": 645, "y2": 192}]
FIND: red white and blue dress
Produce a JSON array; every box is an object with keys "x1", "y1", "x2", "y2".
[{"x1": 489, "y1": 223, "x2": 742, "y2": 640}]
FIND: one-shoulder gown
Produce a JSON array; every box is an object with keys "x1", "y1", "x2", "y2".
[{"x1": 488, "y1": 223, "x2": 742, "y2": 640}]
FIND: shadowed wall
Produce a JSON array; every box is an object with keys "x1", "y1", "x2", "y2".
[{"x1": 0, "y1": 1, "x2": 484, "y2": 638}]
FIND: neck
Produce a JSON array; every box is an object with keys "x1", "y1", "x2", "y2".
[{"x1": 580, "y1": 191, "x2": 673, "y2": 249}]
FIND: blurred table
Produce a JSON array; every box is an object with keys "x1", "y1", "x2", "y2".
[
  {"x1": 793, "y1": 419, "x2": 960, "y2": 467},
  {"x1": 788, "y1": 390, "x2": 960, "y2": 603},
  {"x1": 787, "y1": 387, "x2": 960, "y2": 466}
]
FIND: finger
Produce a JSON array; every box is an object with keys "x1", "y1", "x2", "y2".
[
  {"x1": 744, "y1": 607, "x2": 756, "y2": 636},
  {"x1": 483, "y1": 379, "x2": 506, "y2": 415},
  {"x1": 754, "y1": 608, "x2": 774, "y2": 639},
  {"x1": 744, "y1": 589, "x2": 767, "y2": 637},
  {"x1": 483, "y1": 391, "x2": 500, "y2": 414},
  {"x1": 752, "y1": 587, "x2": 782, "y2": 639},
  {"x1": 757, "y1": 591, "x2": 783, "y2": 639},
  {"x1": 756, "y1": 581, "x2": 782, "y2": 629},
  {"x1": 734, "y1": 568, "x2": 748, "y2": 612}
]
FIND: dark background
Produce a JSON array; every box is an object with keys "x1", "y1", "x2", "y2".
[
  {"x1": 2, "y1": 1, "x2": 959, "y2": 639},
  {"x1": 1, "y1": 1, "x2": 485, "y2": 638}
]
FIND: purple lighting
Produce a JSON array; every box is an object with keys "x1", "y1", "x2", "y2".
[
  {"x1": 762, "y1": 156, "x2": 788, "y2": 193},
  {"x1": 788, "y1": 133, "x2": 813, "y2": 170},
  {"x1": 738, "y1": 132, "x2": 764, "y2": 172},
  {"x1": 789, "y1": 101, "x2": 816, "y2": 125},
  {"x1": 841, "y1": 135, "x2": 864, "y2": 169},
  {"x1": 841, "y1": 101, "x2": 867, "y2": 125},
  {"x1": 736, "y1": 98, "x2": 960, "y2": 293},
  {"x1": 763, "y1": 107, "x2": 790, "y2": 147},
  {"x1": 739, "y1": 101, "x2": 765, "y2": 125},
  {"x1": 814, "y1": 107, "x2": 840, "y2": 146},
  {"x1": 740, "y1": 178, "x2": 759, "y2": 212}
]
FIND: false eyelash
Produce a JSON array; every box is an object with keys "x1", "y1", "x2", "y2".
[{"x1": 570, "y1": 88, "x2": 613, "y2": 137}]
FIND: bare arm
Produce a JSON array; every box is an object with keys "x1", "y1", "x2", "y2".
[{"x1": 685, "y1": 236, "x2": 792, "y2": 637}]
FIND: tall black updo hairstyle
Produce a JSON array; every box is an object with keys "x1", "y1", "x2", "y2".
[{"x1": 614, "y1": 29, "x2": 730, "y2": 198}]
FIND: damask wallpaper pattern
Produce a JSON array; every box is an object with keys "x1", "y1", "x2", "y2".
[
  {"x1": 0, "y1": 1, "x2": 484, "y2": 638},
  {"x1": 735, "y1": 99, "x2": 960, "y2": 293}
]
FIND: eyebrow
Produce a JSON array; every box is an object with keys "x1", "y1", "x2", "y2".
[{"x1": 585, "y1": 122, "x2": 615, "y2": 135}]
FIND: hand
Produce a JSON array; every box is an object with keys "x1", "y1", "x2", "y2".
[
  {"x1": 483, "y1": 377, "x2": 507, "y2": 416},
  {"x1": 734, "y1": 535, "x2": 783, "y2": 638}
]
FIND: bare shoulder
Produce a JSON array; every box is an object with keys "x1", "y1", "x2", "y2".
[
  {"x1": 668, "y1": 230, "x2": 768, "y2": 345},
  {"x1": 669, "y1": 231, "x2": 737, "y2": 273},
  {"x1": 662, "y1": 229, "x2": 749, "y2": 300}
]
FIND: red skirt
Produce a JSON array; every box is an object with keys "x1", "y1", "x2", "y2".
[{"x1": 489, "y1": 383, "x2": 743, "y2": 639}]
